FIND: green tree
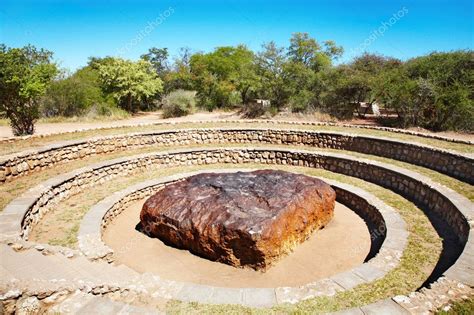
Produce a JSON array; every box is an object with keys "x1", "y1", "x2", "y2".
[
  {"x1": 0, "y1": 44, "x2": 57, "y2": 135},
  {"x1": 318, "y1": 53, "x2": 401, "y2": 119},
  {"x1": 190, "y1": 45, "x2": 259, "y2": 109},
  {"x1": 141, "y1": 47, "x2": 169, "y2": 77},
  {"x1": 41, "y1": 66, "x2": 114, "y2": 117},
  {"x1": 255, "y1": 41, "x2": 290, "y2": 108},
  {"x1": 318, "y1": 66, "x2": 361, "y2": 119},
  {"x1": 284, "y1": 33, "x2": 343, "y2": 112},
  {"x1": 164, "y1": 47, "x2": 194, "y2": 92},
  {"x1": 288, "y1": 33, "x2": 343, "y2": 71},
  {"x1": 96, "y1": 58, "x2": 163, "y2": 112},
  {"x1": 373, "y1": 51, "x2": 473, "y2": 131}
]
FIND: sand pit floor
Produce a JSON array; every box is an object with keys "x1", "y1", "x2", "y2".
[{"x1": 103, "y1": 199, "x2": 371, "y2": 288}]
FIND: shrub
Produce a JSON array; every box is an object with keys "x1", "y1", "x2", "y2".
[
  {"x1": 241, "y1": 99, "x2": 272, "y2": 118},
  {"x1": 85, "y1": 102, "x2": 130, "y2": 120},
  {"x1": 289, "y1": 90, "x2": 314, "y2": 113},
  {"x1": 41, "y1": 66, "x2": 107, "y2": 117},
  {"x1": 162, "y1": 90, "x2": 196, "y2": 118}
]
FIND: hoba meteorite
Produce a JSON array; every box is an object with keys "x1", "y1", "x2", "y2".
[{"x1": 140, "y1": 170, "x2": 335, "y2": 270}]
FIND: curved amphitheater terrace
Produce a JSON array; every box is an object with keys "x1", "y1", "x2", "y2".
[{"x1": 0, "y1": 118, "x2": 473, "y2": 314}]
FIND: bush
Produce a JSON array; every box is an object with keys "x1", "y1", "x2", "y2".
[
  {"x1": 162, "y1": 90, "x2": 196, "y2": 118},
  {"x1": 41, "y1": 67, "x2": 108, "y2": 117},
  {"x1": 85, "y1": 103, "x2": 130, "y2": 120},
  {"x1": 241, "y1": 99, "x2": 272, "y2": 118},
  {"x1": 289, "y1": 90, "x2": 314, "y2": 113}
]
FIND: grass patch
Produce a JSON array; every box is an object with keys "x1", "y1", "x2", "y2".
[{"x1": 436, "y1": 296, "x2": 474, "y2": 314}]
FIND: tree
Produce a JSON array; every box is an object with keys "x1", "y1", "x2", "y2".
[
  {"x1": 288, "y1": 33, "x2": 343, "y2": 71},
  {"x1": 288, "y1": 32, "x2": 320, "y2": 67},
  {"x1": 255, "y1": 41, "x2": 290, "y2": 108},
  {"x1": 190, "y1": 45, "x2": 259, "y2": 109},
  {"x1": 373, "y1": 51, "x2": 473, "y2": 130},
  {"x1": 164, "y1": 47, "x2": 194, "y2": 92},
  {"x1": 318, "y1": 66, "x2": 361, "y2": 119},
  {"x1": 141, "y1": 47, "x2": 169, "y2": 77},
  {"x1": 96, "y1": 58, "x2": 163, "y2": 112},
  {"x1": 283, "y1": 33, "x2": 343, "y2": 112},
  {"x1": 0, "y1": 44, "x2": 57, "y2": 135},
  {"x1": 317, "y1": 53, "x2": 402, "y2": 119},
  {"x1": 372, "y1": 67, "x2": 430, "y2": 127}
]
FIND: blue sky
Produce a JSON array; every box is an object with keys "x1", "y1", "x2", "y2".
[{"x1": 1, "y1": 0, "x2": 472, "y2": 70}]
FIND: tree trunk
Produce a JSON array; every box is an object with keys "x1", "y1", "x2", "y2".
[
  {"x1": 241, "y1": 86, "x2": 250, "y2": 105},
  {"x1": 127, "y1": 94, "x2": 133, "y2": 112}
]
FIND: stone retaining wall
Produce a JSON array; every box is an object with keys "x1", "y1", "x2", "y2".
[
  {"x1": 2, "y1": 147, "x2": 471, "y2": 288},
  {"x1": 10, "y1": 148, "x2": 469, "y2": 246},
  {"x1": 76, "y1": 170, "x2": 407, "y2": 305},
  {"x1": 1, "y1": 120, "x2": 471, "y2": 144},
  {"x1": 2, "y1": 129, "x2": 472, "y2": 184},
  {"x1": 2, "y1": 147, "x2": 473, "y2": 309}
]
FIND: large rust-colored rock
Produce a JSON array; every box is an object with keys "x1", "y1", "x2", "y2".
[{"x1": 140, "y1": 170, "x2": 335, "y2": 270}]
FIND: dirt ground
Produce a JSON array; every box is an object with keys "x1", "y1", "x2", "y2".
[
  {"x1": 0, "y1": 111, "x2": 239, "y2": 138},
  {"x1": 1, "y1": 111, "x2": 472, "y2": 141},
  {"x1": 103, "y1": 199, "x2": 370, "y2": 288}
]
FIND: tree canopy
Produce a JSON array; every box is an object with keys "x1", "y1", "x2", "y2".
[
  {"x1": 190, "y1": 45, "x2": 259, "y2": 109},
  {"x1": 1, "y1": 36, "x2": 472, "y2": 134},
  {"x1": 0, "y1": 44, "x2": 57, "y2": 135},
  {"x1": 96, "y1": 58, "x2": 163, "y2": 112}
]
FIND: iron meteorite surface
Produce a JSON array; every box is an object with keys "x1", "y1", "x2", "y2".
[{"x1": 140, "y1": 170, "x2": 336, "y2": 270}]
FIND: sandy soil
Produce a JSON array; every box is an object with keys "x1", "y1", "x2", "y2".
[
  {"x1": 0, "y1": 111, "x2": 239, "y2": 138},
  {"x1": 103, "y1": 199, "x2": 370, "y2": 288},
  {"x1": 2, "y1": 110, "x2": 472, "y2": 141}
]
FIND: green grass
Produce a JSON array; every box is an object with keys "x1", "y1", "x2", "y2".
[
  {"x1": 1, "y1": 121, "x2": 472, "y2": 156},
  {"x1": 436, "y1": 296, "x2": 474, "y2": 315}
]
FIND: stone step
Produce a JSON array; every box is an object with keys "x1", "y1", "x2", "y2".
[
  {"x1": 0, "y1": 245, "x2": 57, "y2": 280},
  {"x1": 113, "y1": 264, "x2": 140, "y2": 281},
  {"x1": 68, "y1": 255, "x2": 120, "y2": 284},
  {"x1": 0, "y1": 264, "x2": 15, "y2": 283},
  {"x1": 45, "y1": 254, "x2": 93, "y2": 282},
  {"x1": 51, "y1": 291, "x2": 163, "y2": 314}
]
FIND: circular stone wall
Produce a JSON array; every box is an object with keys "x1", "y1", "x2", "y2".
[{"x1": 0, "y1": 123, "x2": 472, "y2": 314}]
